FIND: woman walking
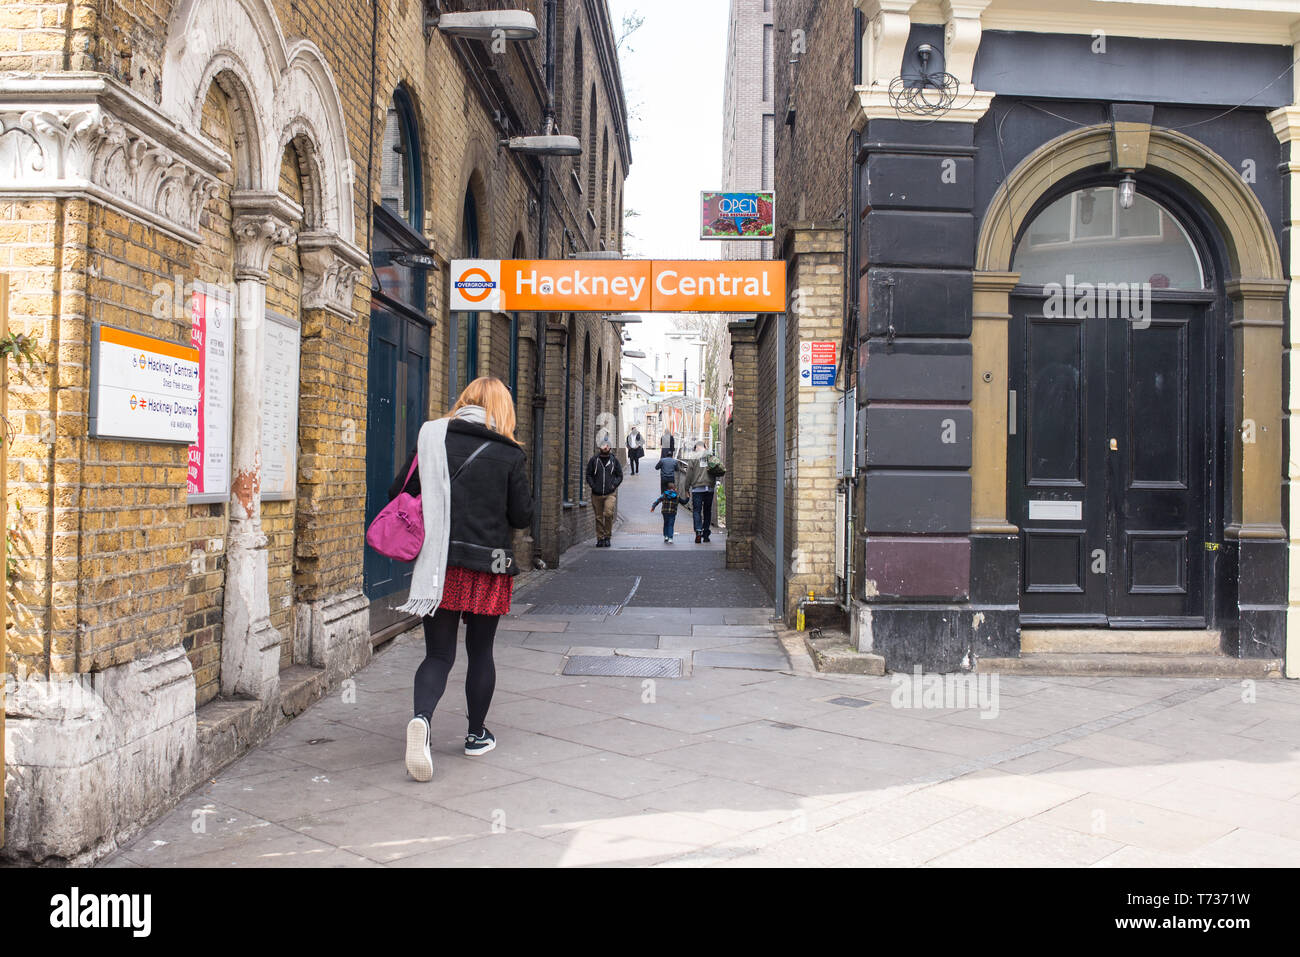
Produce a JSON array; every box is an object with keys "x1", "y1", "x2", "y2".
[{"x1": 388, "y1": 376, "x2": 533, "y2": 782}]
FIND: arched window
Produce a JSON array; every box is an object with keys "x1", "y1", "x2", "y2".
[
  {"x1": 599, "y1": 130, "x2": 609, "y2": 245},
  {"x1": 1012, "y1": 186, "x2": 1205, "y2": 290},
  {"x1": 368, "y1": 85, "x2": 430, "y2": 604},
  {"x1": 451, "y1": 187, "x2": 481, "y2": 402},
  {"x1": 380, "y1": 88, "x2": 421, "y2": 230},
  {"x1": 563, "y1": 318, "x2": 575, "y2": 501},
  {"x1": 595, "y1": 349, "x2": 604, "y2": 444},
  {"x1": 579, "y1": 334, "x2": 591, "y2": 500},
  {"x1": 572, "y1": 33, "x2": 584, "y2": 140},
  {"x1": 510, "y1": 232, "x2": 525, "y2": 397},
  {"x1": 586, "y1": 87, "x2": 598, "y2": 210}
]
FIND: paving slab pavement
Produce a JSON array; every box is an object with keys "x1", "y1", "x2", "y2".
[{"x1": 101, "y1": 468, "x2": 1300, "y2": 867}]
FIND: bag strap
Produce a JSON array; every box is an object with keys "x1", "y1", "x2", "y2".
[
  {"x1": 397, "y1": 454, "x2": 419, "y2": 493},
  {"x1": 450, "y1": 442, "x2": 492, "y2": 484}
]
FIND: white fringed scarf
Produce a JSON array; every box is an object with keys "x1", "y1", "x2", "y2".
[{"x1": 396, "y1": 405, "x2": 490, "y2": 618}]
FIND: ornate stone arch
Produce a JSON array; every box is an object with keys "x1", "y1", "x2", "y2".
[
  {"x1": 277, "y1": 41, "x2": 357, "y2": 240},
  {"x1": 977, "y1": 124, "x2": 1283, "y2": 280},
  {"x1": 162, "y1": 0, "x2": 286, "y2": 186},
  {"x1": 162, "y1": 0, "x2": 365, "y2": 319},
  {"x1": 970, "y1": 122, "x2": 1288, "y2": 541}
]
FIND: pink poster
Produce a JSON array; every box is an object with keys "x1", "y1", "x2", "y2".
[{"x1": 187, "y1": 291, "x2": 205, "y2": 495}]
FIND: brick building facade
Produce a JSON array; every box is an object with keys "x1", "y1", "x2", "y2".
[
  {"x1": 0, "y1": 0, "x2": 628, "y2": 861},
  {"x1": 732, "y1": 0, "x2": 1300, "y2": 682}
]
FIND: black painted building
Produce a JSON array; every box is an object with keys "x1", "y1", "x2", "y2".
[{"x1": 754, "y1": 0, "x2": 1300, "y2": 676}]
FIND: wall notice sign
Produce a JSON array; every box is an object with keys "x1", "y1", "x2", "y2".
[
  {"x1": 89, "y1": 324, "x2": 200, "y2": 443},
  {"x1": 799, "y1": 340, "x2": 837, "y2": 387},
  {"x1": 188, "y1": 286, "x2": 234, "y2": 500},
  {"x1": 261, "y1": 311, "x2": 300, "y2": 501}
]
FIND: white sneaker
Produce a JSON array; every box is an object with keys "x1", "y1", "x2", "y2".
[
  {"x1": 664, "y1": 537, "x2": 671, "y2": 543},
  {"x1": 405, "y1": 716, "x2": 433, "y2": 782}
]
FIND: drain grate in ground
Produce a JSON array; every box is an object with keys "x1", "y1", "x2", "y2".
[
  {"x1": 563, "y1": 655, "x2": 684, "y2": 678},
  {"x1": 827, "y1": 696, "x2": 873, "y2": 708},
  {"x1": 527, "y1": 604, "x2": 621, "y2": 616}
]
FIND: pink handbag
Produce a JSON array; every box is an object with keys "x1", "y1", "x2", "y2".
[{"x1": 366, "y1": 456, "x2": 424, "y2": 561}]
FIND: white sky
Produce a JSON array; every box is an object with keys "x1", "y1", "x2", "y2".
[{"x1": 607, "y1": 0, "x2": 730, "y2": 379}]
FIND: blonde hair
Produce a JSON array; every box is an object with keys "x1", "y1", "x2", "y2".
[{"x1": 445, "y1": 376, "x2": 519, "y2": 443}]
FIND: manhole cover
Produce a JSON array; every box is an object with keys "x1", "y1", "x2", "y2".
[
  {"x1": 528, "y1": 604, "x2": 621, "y2": 616},
  {"x1": 828, "y1": 696, "x2": 873, "y2": 708},
  {"x1": 563, "y1": 655, "x2": 683, "y2": 678}
]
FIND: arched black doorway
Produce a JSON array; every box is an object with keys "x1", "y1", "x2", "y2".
[
  {"x1": 1008, "y1": 175, "x2": 1224, "y2": 629},
  {"x1": 365, "y1": 85, "x2": 432, "y2": 620}
]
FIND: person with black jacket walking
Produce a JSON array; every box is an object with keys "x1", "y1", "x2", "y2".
[
  {"x1": 387, "y1": 376, "x2": 532, "y2": 782},
  {"x1": 655, "y1": 448, "x2": 682, "y2": 492},
  {"x1": 585, "y1": 438, "x2": 623, "y2": 547}
]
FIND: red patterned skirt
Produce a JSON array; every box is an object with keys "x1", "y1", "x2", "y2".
[{"x1": 440, "y1": 564, "x2": 513, "y2": 616}]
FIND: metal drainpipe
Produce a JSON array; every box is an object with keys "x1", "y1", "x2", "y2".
[
  {"x1": 841, "y1": 125, "x2": 861, "y2": 614},
  {"x1": 774, "y1": 309, "x2": 786, "y2": 620},
  {"x1": 530, "y1": 0, "x2": 557, "y2": 548}
]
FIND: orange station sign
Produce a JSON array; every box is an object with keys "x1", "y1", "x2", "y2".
[{"x1": 449, "y1": 259, "x2": 785, "y2": 313}]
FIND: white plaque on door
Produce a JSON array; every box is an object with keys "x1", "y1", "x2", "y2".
[{"x1": 1029, "y1": 499, "x2": 1082, "y2": 521}]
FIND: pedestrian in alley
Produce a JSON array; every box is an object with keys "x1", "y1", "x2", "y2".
[
  {"x1": 661, "y1": 430, "x2": 676, "y2": 458},
  {"x1": 682, "y1": 440, "x2": 725, "y2": 543},
  {"x1": 626, "y1": 427, "x2": 645, "y2": 474},
  {"x1": 585, "y1": 437, "x2": 623, "y2": 547},
  {"x1": 651, "y1": 481, "x2": 684, "y2": 543},
  {"x1": 387, "y1": 376, "x2": 533, "y2": 782},
  {"x1": 655, "y1": 446, "x2": 682, "y2": 492}
]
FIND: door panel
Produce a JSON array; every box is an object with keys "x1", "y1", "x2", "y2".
[
  {"x1": 1011, "y1": 295, "x2": 1208, "y2": 627},
  {"x1": 365, "y1": 307, "x2": 429, "y2": 601},
  {"x1": 1108, "y1": 305, "x2": 1205, "y2": 624},
  {"x1": 1012, "y1": 300, "x2": 1107, "y2": 623}
]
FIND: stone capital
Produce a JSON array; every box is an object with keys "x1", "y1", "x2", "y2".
[
  {"x1": 297, "y1": 230, "x2": 368, "y2": 319},
  {"x1": 1268, "y1": 106, "x2": 1300, "y2": 146},
  {"x1": 231, "y1": 190, "x2": 302, "y2": 281},
  {"x1": 0, "y1": 76, "x2": 227, "y2": 244}
]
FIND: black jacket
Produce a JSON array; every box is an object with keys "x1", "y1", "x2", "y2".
[
  {"x1": 388, "y1": 420, "x2": 533, "y2": 576},
  {"x1": 654, "y1": 455, "x2": 681, "y2": 481},
  {"x1": 585, "y1": 452, "x2": 623, "y2": 496}
]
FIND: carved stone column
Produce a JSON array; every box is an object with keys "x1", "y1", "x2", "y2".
[{"x1": 222, "y1": 189, "x2": 300, "y2": 700}]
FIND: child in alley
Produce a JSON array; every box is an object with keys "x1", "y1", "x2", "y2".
[{"x1": 650, "y1": 481, "x2": 684, "y2": 544}]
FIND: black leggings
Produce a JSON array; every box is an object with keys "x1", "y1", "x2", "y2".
[{"x1": 414, "y1": 606, "x2": 499, "y2": 734}]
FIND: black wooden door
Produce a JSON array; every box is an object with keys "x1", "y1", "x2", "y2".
[
  {"x1": 1010, "y1": 294, "x2": 1210, "y2": 627},
  {"x1": 364, "y1": 306, "x2": 429, "y2": 600}
]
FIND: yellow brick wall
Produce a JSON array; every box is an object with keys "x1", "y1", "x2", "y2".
[
  {"x1": 1, "y1": 0, "x2": 629, "y2": 689},
  {"x1": 182, "y1": 82, "x2": 239, "y2": 704}
]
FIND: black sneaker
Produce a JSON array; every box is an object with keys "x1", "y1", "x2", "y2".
[
  {"x1": 465, "y1": 727, "x2": 496, "y2": 756},
  {"x1": 405, "y1": 715, "x2": 433, "y2": 782}
]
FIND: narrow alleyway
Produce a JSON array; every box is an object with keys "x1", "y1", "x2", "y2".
[{"x1": 99, "y1": 457, "x2": 1300, "y2": 868}]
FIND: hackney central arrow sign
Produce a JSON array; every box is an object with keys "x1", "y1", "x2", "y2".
[{"x1": 449, "y1": 259, "x2": 785, "y2": 313}]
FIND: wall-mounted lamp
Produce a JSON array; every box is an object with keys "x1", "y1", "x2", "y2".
[
  {"x1": 1118, "y1": 172, "x2": 1137, "y2": 210},
  {"x1": 501, "y1": 135, "x2": 581, "y2": 156},
  {"x1": 427, "y1": 11, "x2": 539, "y2": 41},
  {"x1": 390, "y1": 251, "x2": 437, "y2": 269}
]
